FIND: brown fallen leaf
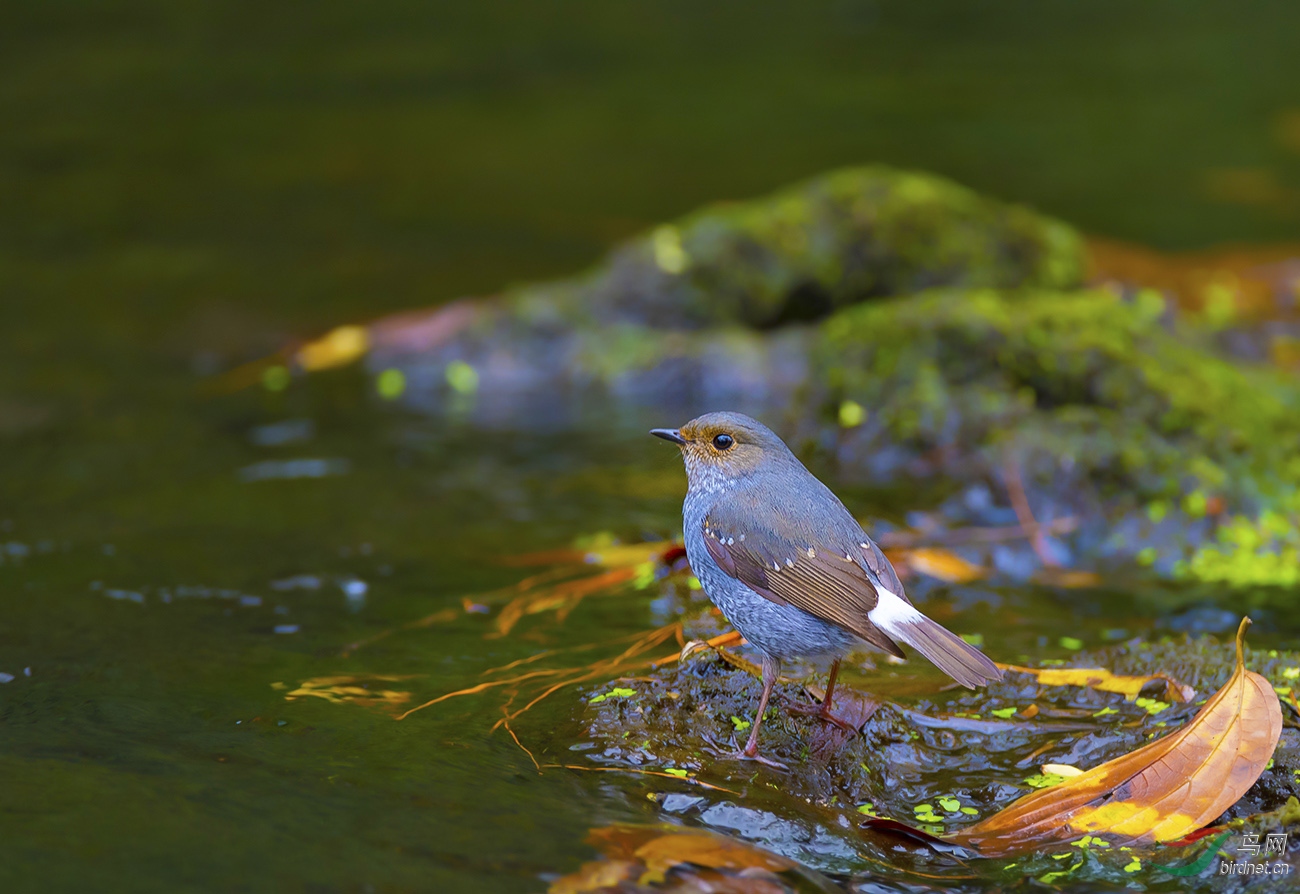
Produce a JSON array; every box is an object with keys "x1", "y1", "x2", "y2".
[
  {"x1": 952, "y1": 617, "x2": 1282, "y2": 856},
  {"x1": 802, "y1": 683, "x2": 881, "y2": 758},
  {"x1": 998, "y1": 663, "x2": 1195, "y2": 704},
  {"x1": 548, "y1": 859, "x2": 638, "y2": 894},
  {"x1": 550, "y1": 826, "x2": 840, "y2": 893}
]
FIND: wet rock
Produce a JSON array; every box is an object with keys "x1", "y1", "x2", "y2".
[{"x1": 570, "y1": 632, "x2": 1298, "y2": 886}]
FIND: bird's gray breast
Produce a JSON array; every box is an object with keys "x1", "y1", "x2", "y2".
[{"x1": 683, "y1": 488, "x2": 856, "y2": 661}]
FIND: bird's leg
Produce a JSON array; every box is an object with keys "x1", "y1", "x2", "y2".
[
  {"x1": 787, "y1": 659, "x2": 859, "y2": 734},
  {"x1": 730, "y1": 655, "x2": 787, "y2": 770}
]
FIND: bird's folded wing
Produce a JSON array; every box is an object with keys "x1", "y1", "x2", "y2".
[{"x1": 700, "y1": 504, "x2": 905, "y2": 658}]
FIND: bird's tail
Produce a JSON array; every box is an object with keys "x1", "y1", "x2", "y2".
[{"x1": 868, "y1": 589, "x2": 1002, "y2": 689}]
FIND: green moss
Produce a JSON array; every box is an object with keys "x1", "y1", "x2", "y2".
[
  {"x1": 817, "y1": 286, "x2": 1300, "y2": 583},
  {"x1": 518, "y1": 165, "x2": 1085, "y2": 330}
]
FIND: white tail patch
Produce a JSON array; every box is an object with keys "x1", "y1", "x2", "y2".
[
  {"x1": 867, "y1": 588, "x2": 1002, "y2": 689},
  {"x1": 867, "y1": 588, "x2": 926, "y2": 636}
]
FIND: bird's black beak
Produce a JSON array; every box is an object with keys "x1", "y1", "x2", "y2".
[{"x1": 650, "y1": 428, "x2": 687, "y2": 446}]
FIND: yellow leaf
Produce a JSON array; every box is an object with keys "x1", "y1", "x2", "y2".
[
  {"x1": 998, "y1": 664, "x2": 1195, "y2": 704},
  {"x1": 282, "y1": 674, "x2": 416, "y2": 713},
  {"x1": 295, "y1": 325, "x2": 370, "y2": 372},
  {"x1": 953, "y1": 618, "x2": 1282, "y2": 856},
  {"x1": 891, "y1": 547, "x2": 987, "y2": 583},
  {"x1": 1042, "y1": 763, "x2": 1084, "y2": 778}
]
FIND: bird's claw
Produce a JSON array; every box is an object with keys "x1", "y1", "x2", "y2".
[
  {"x1": 786, "y1": 700, "x2": 860, "y2": 734},
  {"x1": 734, "y1": 750, "x2": 790, "y2": 771},
  {"x1": 699, "y1": 732, "x2": 789, "y2": 770}
]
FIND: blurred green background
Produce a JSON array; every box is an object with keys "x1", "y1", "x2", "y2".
[{"x1": 5, "y1": 0, "x2": 1299, "y2": 362}]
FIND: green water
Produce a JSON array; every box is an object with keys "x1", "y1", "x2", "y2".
[{"x1": 3, "y1": 3, "x2": 1299, "y2": 891}]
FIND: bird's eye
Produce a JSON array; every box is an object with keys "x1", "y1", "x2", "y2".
[{"x1": 712, "y1": 433, "x2": 734, "y2": 451}]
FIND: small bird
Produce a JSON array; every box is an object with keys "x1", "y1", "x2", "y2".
[{"x1": 652, "y1": 411, "x2": 1001, "y2": 766}]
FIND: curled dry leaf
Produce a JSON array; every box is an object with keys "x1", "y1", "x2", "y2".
[
  {"x1": 998, "y1": 663, "x2": 1196, "y2": 704},
  {"x1": 952, "y1": 617, "x2": 1282, "y2": 857},
  {"x1": 665, "y1": 630, "x2": 747, "y2": 665}
]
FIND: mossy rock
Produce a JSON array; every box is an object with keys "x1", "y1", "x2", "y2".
[
  {"x1": 541, "y1": 165, "x2": 1085, "y2": 329},
  {"x1": 813, "y1": 287, "x2": 1300, "y2": 580}
]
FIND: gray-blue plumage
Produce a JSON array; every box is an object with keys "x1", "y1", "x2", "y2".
[
  {"x1": 685, "y1": 493, "x2": 857, "y2": 661},
  {"x1": 653, "y1": 411, "x2": 1000, "y2": 763}
]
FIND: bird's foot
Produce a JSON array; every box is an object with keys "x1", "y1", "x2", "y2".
[
  {"x1": 786, "y1": 700, "x2": 860, "y2": 734},
  {"x1": 731, "y1": 747, "x2": 789, "y2": 771},
  {"x1": 701, "y1": 733, "x2": 789, "y2": 771}
]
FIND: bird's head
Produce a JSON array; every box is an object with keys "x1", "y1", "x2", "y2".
[{"x1": 651, "y1": 411, "x2": 795, "y2": 491}]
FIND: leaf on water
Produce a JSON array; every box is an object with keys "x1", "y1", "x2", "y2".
[
  {"x1": 858, "y1": 817, "x2": 974, "y2": 858},
  {"x1": 952, "y1": 617, "x2": 1282, "y2": 857},
  {"x1": 486, "y1": 540, "x2": 678, "y2": 638},
  {"x1": 1041, "y1": 763, "x2": 1084, "y2": 778},
  {"x1": 588, "y1": 687, "x2": 636, "y2": 704},
  {"x1": 549, "y1": 825, "x2": 840, "y2": 893},
  {"x1": 886, "y1": 547, "x2": 988, "y2": 583},
  {"x1": 998, "y1": 663, "x2": 1196, "y2": 704},
  {"x1": 281, "y1": 675, "x2": 417, "y2": 713},
  {"x1": 547, "y1": 859, "x2": 637, "y2": 894}
]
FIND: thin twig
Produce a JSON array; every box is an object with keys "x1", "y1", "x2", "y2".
[
  {"x1": 876, "y1": 516, "x2": 1078, "y2": 549},
  {"x1": 1001, "y1": 459, "x2": 1060, "y2": 567},
  {"x1": 502, "y1": 718, "x2": 541, "y2": 773},
  {"x1": 543, "y1": 764, "x2": 742, "y2": 796}
]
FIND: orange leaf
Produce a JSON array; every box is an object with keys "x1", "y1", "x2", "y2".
[
  {"x1": 889, "y1": 547, "x2": 987, "y2": 584},
  {"x1": 998, "y1": 664, "x2": 1195, "y2": 703},
  {"x1": 953, "y1": 617, "x2": 1282, "y2": 856},
  {"x1": 547, "y1": 859, "x2": 638, "y2": 894},
  {"x1": 564, "y1": 826, "x2": 839, "y2": 892}
]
